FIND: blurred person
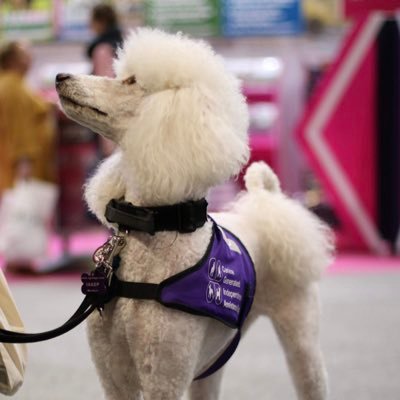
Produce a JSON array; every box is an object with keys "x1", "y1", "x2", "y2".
[
  {"x1": 86, "y1": 3, "x2": 123, "y2": 159},
  {"x1": 87, "y1": 3, "x2": 123, "y2": 78},
  {"x1": 0, "y1": 41, "x2": 56, "y2": 195}
]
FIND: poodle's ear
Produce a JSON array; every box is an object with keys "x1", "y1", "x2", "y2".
[
  {"x1": 120, "y1": 84, "x2": 249, "y2": 203},
  {"x1": 84, "y1": 152, "x2": 125, "y2": 228}
]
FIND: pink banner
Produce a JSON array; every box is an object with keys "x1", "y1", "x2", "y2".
[
  {"x1": 297, "y1": 14, "x2": 390, "y2": 254},
  {"x1": 345, "y1": 0, "x2": 400, "y2": 18}
]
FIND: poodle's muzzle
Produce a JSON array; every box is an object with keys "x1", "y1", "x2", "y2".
[
  {"x1": 55, "y1": 72, "x2": 145, "y2": 142},
  {"x1": 56, "y1": 73, "x2": 108, "y2": 117}
]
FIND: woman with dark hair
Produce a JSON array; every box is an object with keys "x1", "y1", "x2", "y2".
[
  {"x1": 86, "y1": 4, "x2": 123, "y2": 158},
  {"x1": 86, "y1": 4, "x2": 123, "y2": 77}
]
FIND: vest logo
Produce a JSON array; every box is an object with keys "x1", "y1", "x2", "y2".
[
  {"x1": 208, "y1": 258, "x2": 223, "y2": 281},
  {"x1": 206, "y1": 282, "x2": 222, "y2": 305},
  {"x1": 207, "y1": 258, "x2": 224, "y2": 306}
]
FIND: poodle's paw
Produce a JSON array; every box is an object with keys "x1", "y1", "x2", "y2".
[{"x1": 244, "y1": 161, "x2": 280, "y2": 193}]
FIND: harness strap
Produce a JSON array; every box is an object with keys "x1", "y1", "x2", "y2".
[
  {"x1": 111, "y1": 278, "x2": 159, "y2": 300},
  {"x1": 194, "y1": 331, "x2": 241, "y2": 380}
]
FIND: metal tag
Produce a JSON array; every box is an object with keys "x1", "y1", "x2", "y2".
[
  {"x1": 81, "y1": 231, "x2": 127, "y2": 296},
  {"x1": 81, "y1": 271, "x2": 108, "y2": 295}
]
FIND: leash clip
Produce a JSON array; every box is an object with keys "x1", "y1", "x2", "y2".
[
  {"x1": 81, "y1": 231, "x2": 127, "y2": 300},
  {"x1": 93, "y1": 230, "x2": 127, "y2": 270}
]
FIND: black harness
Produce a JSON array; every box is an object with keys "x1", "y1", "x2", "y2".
[
  {"x1": 0, "y1": 198, "x2": 255, "y2": 380},
  {"x1": 0, "y1": 199, "x2": 208, "y2": 342}
]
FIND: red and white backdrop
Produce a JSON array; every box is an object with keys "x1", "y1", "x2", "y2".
[{"x1": 298, "y1": 2, "x2": 400, "y2": 254}]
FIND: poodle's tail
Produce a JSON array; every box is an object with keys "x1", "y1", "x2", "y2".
[{"x1": 244, "y1": 162, "x2": 281, "y2": 193}]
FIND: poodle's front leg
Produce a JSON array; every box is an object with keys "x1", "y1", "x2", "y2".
[
  {"x1": 188, "y1": 369, "x2": 224, "y2": 400},
  {"x1": 270, "y1": 283, "x2": 328, "y2": 400},
  {"x1": 87, "y1": 313, "x2": 142, "y2": 400}
]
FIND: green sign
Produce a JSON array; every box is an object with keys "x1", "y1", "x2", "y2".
[
  {"x1": 144, "y1": 0, "x2": 219, "y2": 37},
  {"x1": 0, "y1": 0, "x2": 54, "y2": 41}
]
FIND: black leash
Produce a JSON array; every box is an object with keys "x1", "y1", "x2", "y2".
[{"x1": 0, "y1": 296, "x2": 97, "y2": 343}]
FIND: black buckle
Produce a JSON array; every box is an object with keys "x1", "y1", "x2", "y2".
[
  {"x1": 123, "y1": 207, "x2": 156, "y2": 235},
  {"x1": 105, "y1": 200, "x2": 156, "y2": 235}
]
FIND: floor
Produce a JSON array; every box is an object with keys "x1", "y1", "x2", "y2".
[{"x1": 4, "y1": 253, "x2": 400, "y2": 400}]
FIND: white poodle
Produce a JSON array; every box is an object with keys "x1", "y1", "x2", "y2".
[{"x1": 56, "y1": 28, "x2": 333, "y2": 400}]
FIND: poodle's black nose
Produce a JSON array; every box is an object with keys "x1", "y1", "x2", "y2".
[{"x1": 55, "y1": 73, "x2": 71, "y2": 84}]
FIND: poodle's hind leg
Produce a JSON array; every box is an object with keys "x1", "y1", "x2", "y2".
[
  {"x1": 188, "y1": 369, "x2": 224, "y2": 400},
  {"x1": 270, "y1": 283, "x2": 328, "y2": 400}
]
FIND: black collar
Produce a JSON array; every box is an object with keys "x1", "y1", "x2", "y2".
[{"x1": 105, "y1": 198, "x2": 208, "y2": 235}]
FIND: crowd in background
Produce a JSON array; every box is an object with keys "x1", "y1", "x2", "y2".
[{"x1": 0, "y1": 4, "x2": 122, "y2": 268}]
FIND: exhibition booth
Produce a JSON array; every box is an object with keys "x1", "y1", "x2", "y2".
[{"x1": 0, "y1": 0, "x2": 399, "y2": 273}]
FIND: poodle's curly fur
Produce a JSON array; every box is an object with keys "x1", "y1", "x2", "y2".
[{"x1": 57, "y1": 28, "x2": 333, "y2": 400}]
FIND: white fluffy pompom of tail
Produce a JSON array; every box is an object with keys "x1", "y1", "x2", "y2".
[{"x1": 244, "y1": 162, "x2": 281, "y2": 193}]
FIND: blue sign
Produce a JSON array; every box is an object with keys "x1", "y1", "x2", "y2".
[{"x1": 221, "y1": 0, "x2": 304, "y2": 37}]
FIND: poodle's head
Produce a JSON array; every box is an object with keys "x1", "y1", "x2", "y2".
[{"x1": 57, "y1": 28, "x2": 249, "y2": 205}]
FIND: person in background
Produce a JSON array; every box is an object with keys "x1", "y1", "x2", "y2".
[
  {"x1": 0, "y1": 41, "x2": 56, "y2": 196},
  {"x1": 86, "y1": 3, "x2": 123, "y2": 159},
  {"x1": 87, "y1": 3, "x2": 123, "y2": 78}
]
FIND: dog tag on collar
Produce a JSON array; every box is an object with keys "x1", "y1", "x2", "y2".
[
  {"x1": 81, "y1": 231, "x2": 127, "y2": 296},
  {"x1": 81, "y1": 270, "x2": 108, "y2": 295}
]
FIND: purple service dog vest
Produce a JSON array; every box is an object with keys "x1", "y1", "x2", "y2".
[
  {"x1": 157, "y1": 220, "x2": 256, "y2": 378},
  {"x1": 106, "y1": 219, "x2": 256, "y2": 379}
]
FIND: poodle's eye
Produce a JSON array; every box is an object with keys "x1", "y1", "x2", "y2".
[{"x1": 123, "y1": 75, "x2": 137, "y2": 85}]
